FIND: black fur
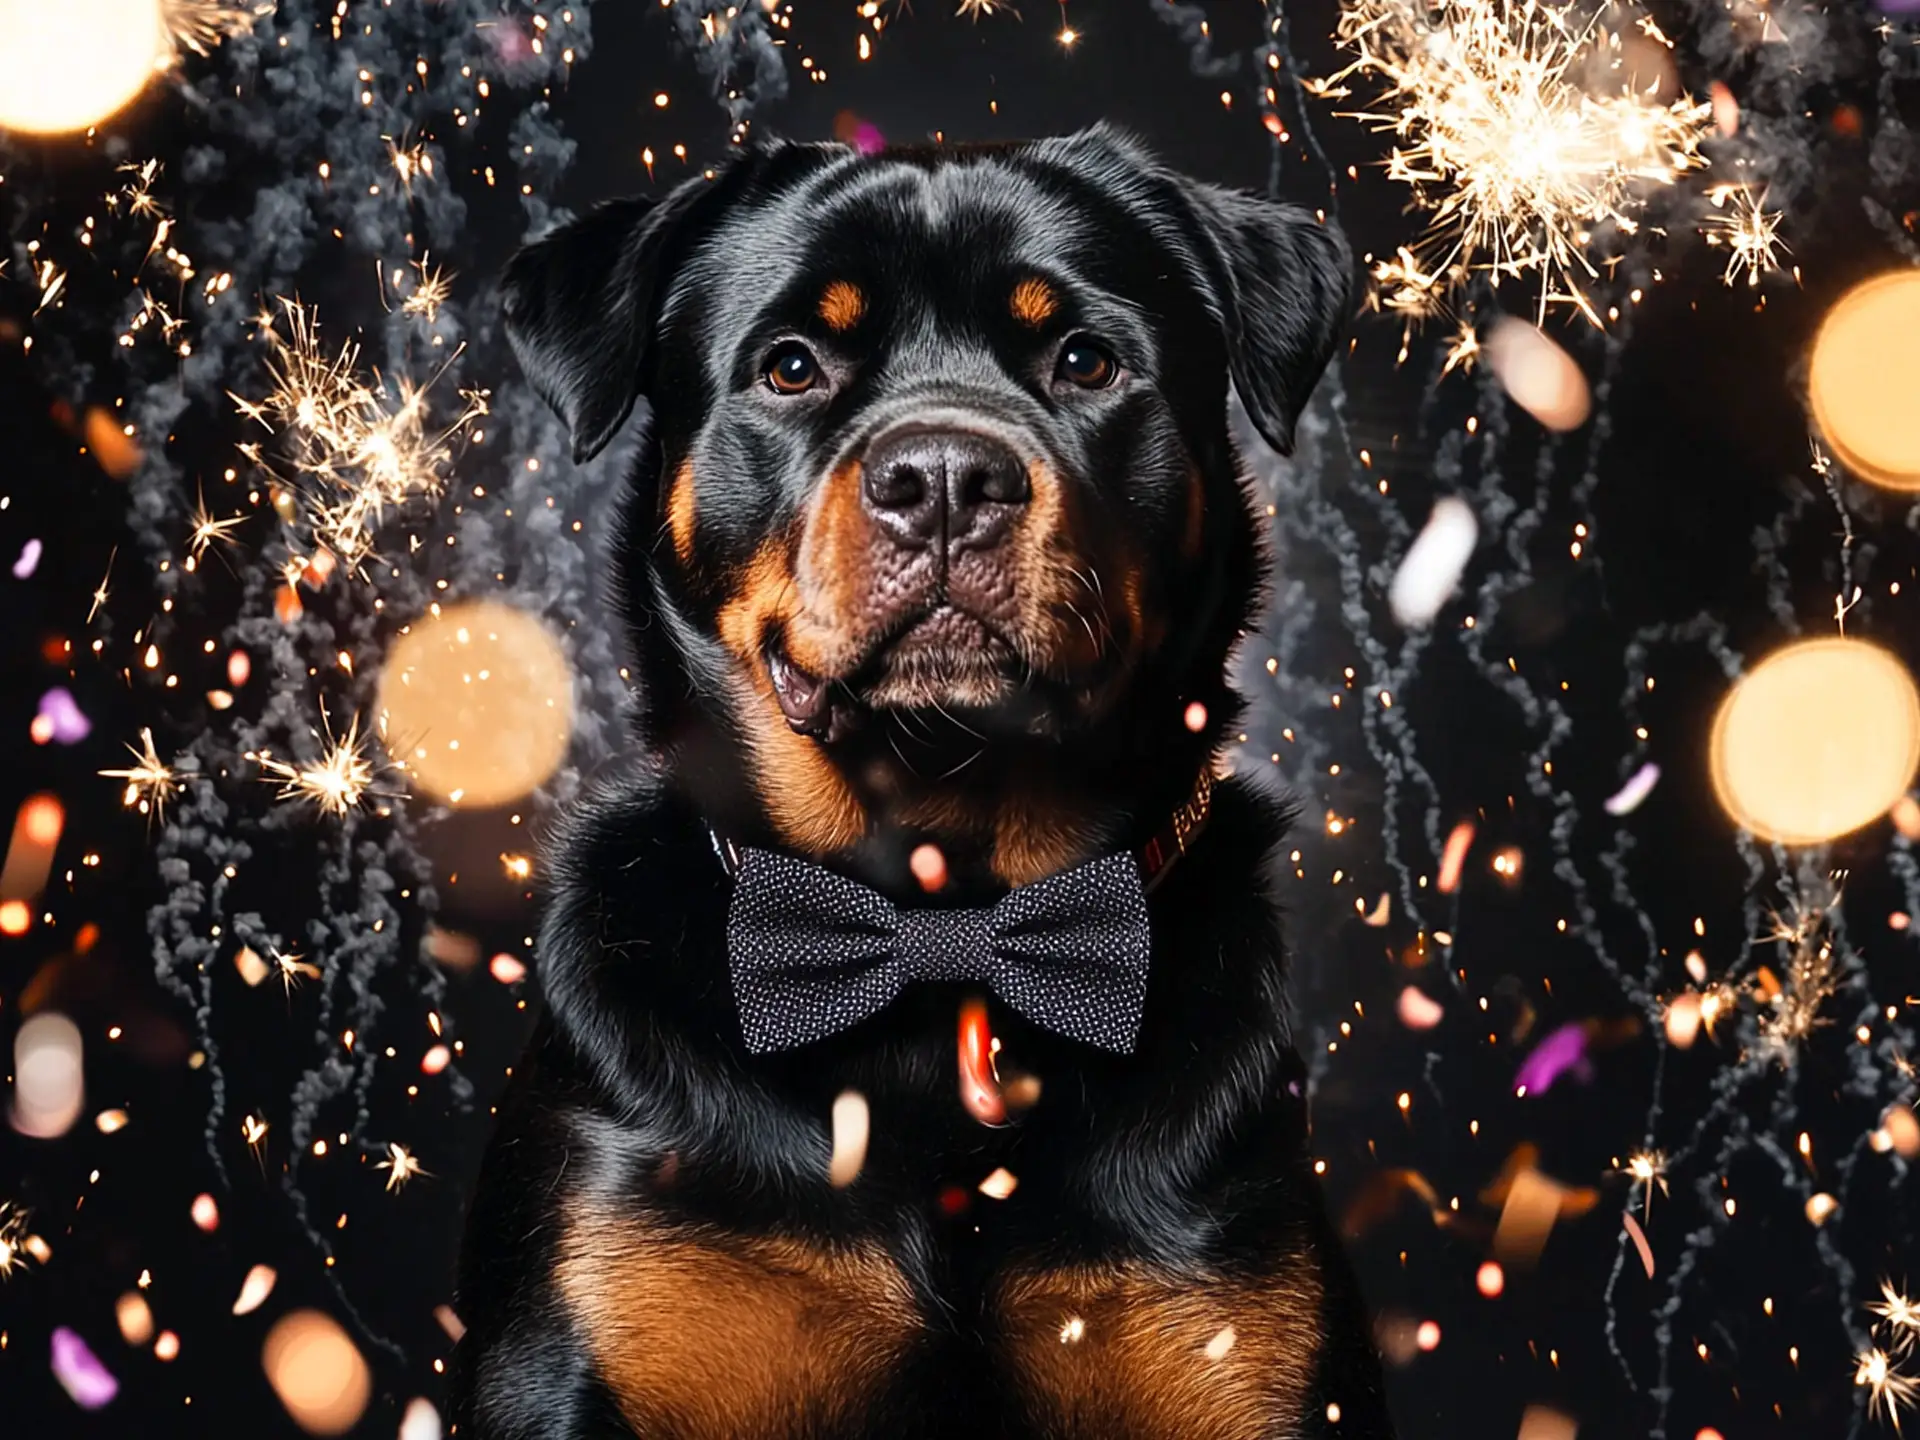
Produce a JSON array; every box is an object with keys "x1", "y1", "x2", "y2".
[{"x1": 453, "y1": 127, "x2": 1391, "y2": 1438}]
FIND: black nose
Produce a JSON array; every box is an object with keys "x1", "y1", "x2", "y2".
[{"x1": 860, "y1": 429, "x2": 1030, "y2": 549}]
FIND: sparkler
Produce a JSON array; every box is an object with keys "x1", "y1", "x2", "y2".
[
  {"x1": 1858, "y1": 1346, "x2": 1919, "y2": 1431},
  {"x1": 99, "y1": 728, "x2": 180, "y2": 821},
  {"x1": 1702, "y1": 184, "x2": 1788, "y2": 289},
  {"x1": 253, "y1": 710, "x2": 382, "y2": 817},
  {"x1": 0, "y1": 1203, "x2": 35, "y2": 1278},
  {"x1": 234, "y1": 298, "x2": 486, "y2": 573},
  {"x1": 377, "y1": 1143, "x2": 427, "y2": 1193},
  {"x1": 1872, "y1": 1281, "x2": 1920, "y2": 1353},
  {"x1": 1320, "y1": 0, "x2": 1714, "y2": 322},
  {"x1": 163, "y1": 1, "x2": 274, "y2": 59},
  {"x1": 186, "y1": 488, "x2": 246, "y2": 561}
]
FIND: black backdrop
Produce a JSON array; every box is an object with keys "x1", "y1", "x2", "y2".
[{"x1": 3, "y1": 2, "x2": 1918, "y2": 1437}]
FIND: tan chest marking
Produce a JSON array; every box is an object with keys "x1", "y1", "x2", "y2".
[
  {"x1": 994, "y1": 1254, "x2": 1324, "y2": 1439},
  {"x1": 557, "y1": 1198, "x2": 921, "y2": 1439}
]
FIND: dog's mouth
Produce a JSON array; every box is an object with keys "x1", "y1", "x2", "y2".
[{"x1": 766, "y1": 607, "x2": 1023, "y2": 742}]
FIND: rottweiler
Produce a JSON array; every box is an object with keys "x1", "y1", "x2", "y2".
[{"x1": 450, "y1": 124, "x2": 1394, "y2": 1439}]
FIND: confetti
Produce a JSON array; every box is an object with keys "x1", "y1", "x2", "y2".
[
  {"x1": 828, "y1": 1090, "x2": 870, "y2": 1188},
  {"x1": 1622, "y1": 1210, "x2": 1656, "y2": 1278},
  {"x1": 50, "y1": 1327, "x2": 118, "y2": 1410},
  {"x1": 1604, "y1": 762, "x2": 1661, "y2": 816},
  {"x1": 1388, "y1": 497, "x2": 1478, "y2": 628}
]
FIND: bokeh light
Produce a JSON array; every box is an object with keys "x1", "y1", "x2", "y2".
[
  {"x1": 11, "y1": 1011, "x2": 85, "y2": 1139},
  {"x1": 1808, "y1": 271, "x2": 1920, "y2": 491},
  {"x1": 261, "y1": 1310, "x2": 371, "y2": 1436},
  {"x1": 1709, "y1": 637, "x2": 1920, "y2": 845},
  {"x1": 0, "y1": 0, "x2": 164, "y2": 136},
  {"x1": 376, "y1": 600, "x2": 573, "y2": 808}
]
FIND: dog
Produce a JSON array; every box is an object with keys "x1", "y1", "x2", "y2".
[{"x1": 449, "y1": 124, "x2": 1393, "y2": 1439}]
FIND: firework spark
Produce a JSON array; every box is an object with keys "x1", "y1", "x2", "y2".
[
  {"x1": 1701, "y1": 184, "x2": 1788, "y2": 288},
  {"x1": 1755, "y1": 887, "x2": 1847, "y2": 1056},
  {"x1": 254, "y1": 710, "x2": 381, "y2": 816},
  {"x1": 1858, "y1": 1346, "x2": 1919, "y2": 1431},
  {"x1": 1321, "y1": 0, "x2": 1714, "y2": 323},
  {"x1": 268, "y1": 945, "x2": 322, "y2": 995},
  {"x1": 100, "y1": 728, "x2": 179, "y2": 820},
  {"x1": 0, "y1": 1203, "x2": 35, "y2": 1278},
  {"x1": 377, "y1": 1143, "x2": 428, "y2": 1194},
  {"x1": 235, "y1": 298, "x2": 484, "y2": 571},
  {"x1": 1873, "y1": 1281, "x2": 1920, "y2": 1355},
  {"x1": 163, "y1": 1, "x2": 273, "y2": 60},
  {"x1": 187, "y1": 488, "x2": 246, "y2": 560}
]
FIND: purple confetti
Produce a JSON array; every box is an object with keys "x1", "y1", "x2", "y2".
[
  {"x1": 1515, "y1": 1022, "x2": 1594, "y2": 1096},
  {"x1": 853, "y1": 121, "x2": 886, "y2": 155},
  {"x1": 11, "y1": 538, "x2": 41, "y2": 578},
  {"x1": 36, "y1": 688, "x2": 90, "y2": 745},
  {"x1": 51, "y1": 1327, "x2": 118, "y2": 1410},
  {"x1": 1605, "y1": 762, "x2": 1661, "y2": 816}
]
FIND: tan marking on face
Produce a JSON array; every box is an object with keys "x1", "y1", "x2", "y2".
[
  {"x1": 668, "y1": 458, "x2": 698, "y2": 565},
  {"x1": 1011, "y1": 277, "x2": 1058, "y2": 328},
  {"x1": 557, "y1": 1197, "x2": 920, "y2": 1439},
  {"x1": 715, "y1": 539, "x2": 869, "y2": 856},
  {"x1": 789, "y1": 460, "x2": 872, "y2": 674},
  {"x1": 818, "y1": 280, "x2": 866, "y2": 332},
  {"x1": 994, "y1": 1253, "x2": 1324, "y2": 1439}
]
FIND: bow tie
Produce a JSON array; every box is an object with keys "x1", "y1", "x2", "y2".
[{"x1": 723, "y1": 847, "x2": 1154, "y2": 1055}]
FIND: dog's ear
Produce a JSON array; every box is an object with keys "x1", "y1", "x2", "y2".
[
  {"x1": 502, "y1": 176, "x2": 715, "y2": 464},
  {"x1": 1179, "y1": 183, "x2": 1353, "y2": 456}
]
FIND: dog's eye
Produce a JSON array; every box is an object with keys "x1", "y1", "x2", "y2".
[
  {"x1": 1057, "y1": 339, "x2": 1118, "y2": 390},
  {"x1": 765, "y1": 344, "x2": 821, "y2": 395}
]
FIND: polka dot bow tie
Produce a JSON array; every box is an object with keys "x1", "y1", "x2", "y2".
[{"x1": 723, "y1": 846, "x2": 1154, "y2": 1055}]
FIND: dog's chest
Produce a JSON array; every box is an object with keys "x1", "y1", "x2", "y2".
[{"x1": 555, "y1": 1191, "x2": 1325, "y2": 1440}]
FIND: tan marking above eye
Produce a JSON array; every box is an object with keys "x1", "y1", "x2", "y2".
[
  {"x1": 818, "y1": 280, "x2": 866, "y2": 332},
  {"x1": 668, "y1": 459, "x2": 698, "y2": 565},
  {"x1": 1011, "y1": 277, "x2": 1058, "y2": 327}
]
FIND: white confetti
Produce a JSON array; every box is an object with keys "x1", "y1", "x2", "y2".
[{"x1": 1388, "y1": 497, "x2": 1478, "y2": 628}]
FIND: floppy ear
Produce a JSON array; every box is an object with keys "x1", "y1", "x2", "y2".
[
  {"x1": 1180, "y1": 184, "x2": 1353, "y2": 456},
  {"x1": 501, "y1": 176, "x2": 714, "y2": 464}
]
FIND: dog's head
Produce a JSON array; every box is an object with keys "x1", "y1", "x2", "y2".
[{"x1": 506, "y1": 126, "x2": 1349, "y2": 894}]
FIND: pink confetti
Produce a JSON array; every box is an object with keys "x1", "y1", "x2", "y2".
[
  {"x1": 488, "y1": 953, "x2": 527, "y2": 984},
  {"x1": 1397, "y1": 986, "x2": 1445, "y2": 1029},
  {"x1": 51, "y1": 1327, "x2": 118, "y2": 1409},
  {"x1": 1436, "y1": 821, "x2": 1474, "y2": 893},
  {"x1": 1514, "y1": 1022, "x2": 1593, "y2": 1096},
  {"x1": 12, "y1": 539, "x2": 42, "y2": 578},
  {"x1": 1623, "y1": 1210, "x2": 1656, "y2": 1278},
  {"x1": 35, "y1": 688, "x2": 90, "y2": 744},
  {"x1": 1605, "y1": 762, "x2": 1661, "y2": 816}
]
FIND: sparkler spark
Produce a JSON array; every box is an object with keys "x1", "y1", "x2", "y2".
[
  {"x1": 268, "y1": 945, "x2": 322, "y2": 995},
  {"x1": 1322, "y1": 0, "x2": 1714, "y2": 322},
  {"x1": 398, "y1": 255, "x2": 452, "y2": 322},
  {"x1": 1872, "y1": 1281, "x2": 1920, "y2": 1353},
  {"x1": 100, "y1": 727, "x2": 179, "y2": 820},
  {"x1": 163, "y1": 1, "x2": 274, "y2": 60},
  {"x1": 0, "y1": 1203, "x2": 35, "y2": 1278},
  {"x1": 1702, "y1": 184, "x2": 1788, "y2": 288},
  {"x1": 254, "y1": 710, "x2": 381, "y2": 816},
  {"x1": 1858, "y1": 1346, "x2": 1919, "y2": 1431},
  {"x1": 955, "y1": 0, "x2": 1016, "y2": 17},
  {"x1": 234, "y1": 297, "x2": 484, "y2": 572},
  {"x1": 1756, "y1": 887, "x2": 1847, "y2": 1056},
  {"x1": 377, "y1": 1143, "x2": 428, "y2": 1194},
  {"x1": 187, "y1": 488, "x2": 246, "y2": 560}
]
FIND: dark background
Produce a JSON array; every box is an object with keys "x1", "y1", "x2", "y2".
[{"x1": 3, "y1": 1, "x2": 1918, "y2": 1437}]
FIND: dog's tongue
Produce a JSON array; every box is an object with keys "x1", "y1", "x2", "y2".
[{"x1": 768, "y1": 649, "x2": 832, "y2": 734}]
